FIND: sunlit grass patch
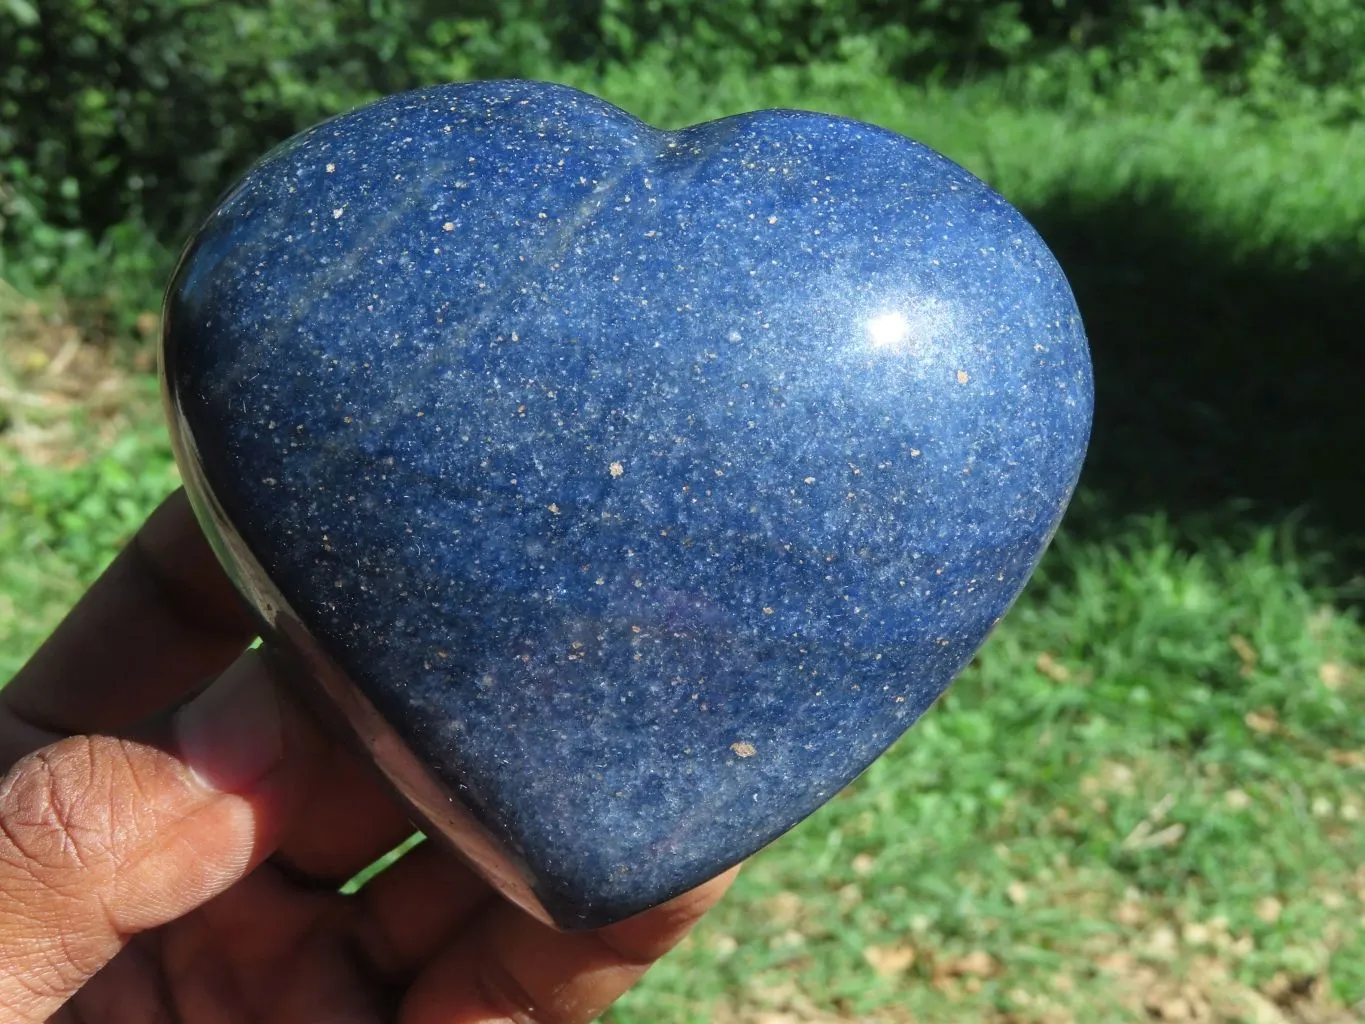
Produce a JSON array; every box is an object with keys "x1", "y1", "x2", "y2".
[
  {"x1": 0, "y1": 289, "x2": 174, "y2": 678},
  {"x1": 613, "y1": 518, "x2": 1364, "y2": 1023}
]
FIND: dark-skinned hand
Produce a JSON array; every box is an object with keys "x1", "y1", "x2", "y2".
[{"x1": 0, "y1": 490, "x2": 734, "y2": 1022}]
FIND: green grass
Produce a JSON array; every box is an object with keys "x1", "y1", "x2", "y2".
[
  {"x1": 576, "y1": 65, "x2": 1365, "y2": 262},
  {"x1": 3, "y1": 71, "x2": 1364, "y2": 1022},
  {"x1": 609, "y1": 519, "x2": 1365, "y2": 1022},
  {"x1": 0, "y1": 317, "x2": 176, "y2": 677}
]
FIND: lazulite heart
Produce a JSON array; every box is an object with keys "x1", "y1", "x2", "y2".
[{"x1": 162, "y1": 80, "x2": 1092, "y2": 929}]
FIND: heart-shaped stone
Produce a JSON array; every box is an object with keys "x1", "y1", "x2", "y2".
[{"x1": 163, "y1": 80, "x2": 1092, "y2": 929}]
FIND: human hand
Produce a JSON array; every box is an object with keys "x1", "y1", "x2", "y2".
[{"x1": 0, "y1": 490, "x2": 733, "y2": 1022}]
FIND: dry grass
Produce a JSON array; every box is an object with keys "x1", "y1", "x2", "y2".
[{"x1": 0, "y1": 282, "x2": 158, "y2": 467}]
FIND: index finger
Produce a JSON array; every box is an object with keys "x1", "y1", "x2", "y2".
[{"x1": 2, "y1": 489, "x2": 256, "y2": 754}]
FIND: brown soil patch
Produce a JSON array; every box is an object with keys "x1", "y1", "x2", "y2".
[{"x1": 0, "y1": 284, "x2": 155, "y2": 466}]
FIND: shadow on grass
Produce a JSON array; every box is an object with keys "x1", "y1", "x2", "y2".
[{"x1": 1025, "y1": 186, "x2": 1363, "y2": 572}]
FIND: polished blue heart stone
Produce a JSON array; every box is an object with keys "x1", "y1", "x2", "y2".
[{"x1": 163, "y1": 80, "x2": 1092, "y2": 928}]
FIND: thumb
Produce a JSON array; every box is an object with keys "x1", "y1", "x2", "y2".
[{"x1": 0, "y1": 651, "x2": 298, "y2": 1021}]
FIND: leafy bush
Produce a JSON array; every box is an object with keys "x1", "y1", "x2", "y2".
[{"x1": 4, "y1": 0, "x2": 1365, "y2": 268}]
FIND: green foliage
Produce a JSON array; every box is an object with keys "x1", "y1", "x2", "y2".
[
  {"x1": 0, "y1": 214, "x2": 166, "y2": 338},
  {"x1": 0, "y1": 376, "x2": 177, "y2": 678},
  {"x1": 4, "y1": 0, "x2": 1365, "y2": 285}
]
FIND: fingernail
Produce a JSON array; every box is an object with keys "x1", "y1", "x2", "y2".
[{"x1": 173, "y1": 651, "x2": 283, "y2": 792}]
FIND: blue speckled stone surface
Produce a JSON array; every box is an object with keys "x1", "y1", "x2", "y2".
[{"x1": 164, "y1": 80, "x2": 1092, "y2": 928}]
